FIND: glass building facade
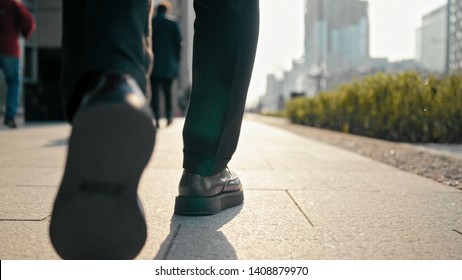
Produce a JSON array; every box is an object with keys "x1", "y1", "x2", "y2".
[
  {"x1": 447, "y1": 0, "x2": 462, "y2": 72},
  {"x1": 305, "y1": 0, "x2": 369, "y2": 72}
]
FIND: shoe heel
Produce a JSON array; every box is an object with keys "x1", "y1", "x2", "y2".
[
  {"x1": 174, "y1": 190, "x2": 244, "y2": 215},
  {"x1": 50, "y1": 182, "x2": 147, "y2": 259}
]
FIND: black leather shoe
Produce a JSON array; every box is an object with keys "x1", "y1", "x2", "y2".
[
  {"x1": 4, "y1": 118, "x2": 17, "y2": 129},
  {"x1": 50, "y1": 73, "x2": 156, "y2": 259},
  {"x1": 174, "y1": 168, "x2": 244, "y2": 215}
]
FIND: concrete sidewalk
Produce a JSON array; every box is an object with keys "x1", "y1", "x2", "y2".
[{"x1": 0, "y1": 116, "x2": 461, "y2": 259}]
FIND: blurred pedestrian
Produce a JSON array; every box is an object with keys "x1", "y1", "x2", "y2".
[
  {"x1": 50, "y1": 0, "x2": 259, "y2": 259},
  {"x1": 0, "y1": 0, "x2": 35, "y2": 128},
  {"x1": 150, "y1": 1, "x2": 182, "y2": 128}
]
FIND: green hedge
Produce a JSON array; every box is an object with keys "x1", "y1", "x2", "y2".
[{"x1": 286, "y1": 72, "x2": 462, "y2": 143}]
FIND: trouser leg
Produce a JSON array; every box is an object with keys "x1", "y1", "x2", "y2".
[
  {"x1": 150, "y1": 77, "x2": 161, "y2": 124},
  {"x1": 61, "y1": 0, "x2": 153, "y2": 121},
  {"x1": 161, "y1": 78, "x2": 173, "y2": 121},
  {"x1": 1, "y1": 56, "x2": 20, "y2": 119},
  {"x1": 183, "y1": 0, "x2": 259, "y2": 176}
]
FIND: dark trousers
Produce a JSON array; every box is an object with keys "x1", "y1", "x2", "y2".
[
  {"x1": 150, "y1": 77, "x2": 173, "y2": 125},
  {"x1": 62, "y1": 0, "x2": 259, "y2": 176},
  {"x1": 61, "y1": 0, "x2": 153, "y2": 121}
]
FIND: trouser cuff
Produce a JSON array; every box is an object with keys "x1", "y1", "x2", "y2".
[{"x1": 183, "y1": 152, "x2": 229, "y2": 177}]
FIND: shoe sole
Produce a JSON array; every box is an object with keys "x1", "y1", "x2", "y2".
[
  {"x1": 50, "y1": 103, "x2": 155, "y2": 259},
  {"x1": 174, "y1": 190, "x2": 244, "y2": 215}
]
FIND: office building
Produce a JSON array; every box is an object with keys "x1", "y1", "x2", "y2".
[
  {"x1": 305, "y1": 0, "x2": 370, "y2": 73},
  {"x1": 447, "y1": 0, "x2": 462, "y2": 72},
  {"x1": 416, "y1": 4, "x2": 448, "y2": 73}
]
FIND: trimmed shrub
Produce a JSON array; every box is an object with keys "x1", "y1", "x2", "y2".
[{"x1": 286, "y1": 72, "x2": 462, "y2": 143}]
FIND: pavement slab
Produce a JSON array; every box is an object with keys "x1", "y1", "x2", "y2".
[{"x1": 0, "y1": 116, "x2": 460, "y2": 259}]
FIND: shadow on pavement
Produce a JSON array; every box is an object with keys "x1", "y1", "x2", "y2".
[
  {"x1": 45, "y1": 138, "x2": 69, "y2": 147},
  {"x1": 154, "y1": 205, "x2": 243, "y2": 260}
]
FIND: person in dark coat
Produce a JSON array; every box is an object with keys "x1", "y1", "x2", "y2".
[
  {"x1": 151, "y1": 2, "x2": 182, "y2": 128},
  {"x1": 50, "y1": 0, "x2": 259, "y2": 259},
  {"x1": 0, "y1": 0, "x2": 35, "y2": 128}
]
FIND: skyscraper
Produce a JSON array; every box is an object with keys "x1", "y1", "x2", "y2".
[
  {"x1": 447, "y1": 0, "x2": 462, "y2": 72},
  {"x1": 305, "y1": 0, "x2": 370, "y2": 73},
  {"x1": 416, "y1": 4, "x2": 448, "y2": 73},
  {"x1": 261, "y1": 0, "x2": 372, "y2": 110}
]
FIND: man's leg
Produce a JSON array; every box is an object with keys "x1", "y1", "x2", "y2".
[
  {"x1": 61, "y1": 0, "x2": 153, "y2": 121},
  {"x1": 182, "y1": 0, "x2": 259, "y2": 176},
  {"x1": 175, "y1": 0, "x2": 259, "y2": 215},
  {"x1": 161, "y1": 78, "x2": 174, "y2": 125},
  {"x1": 50, "y1": 0, "x2": 155, "y2": 259},
  {"x1": 150, "y1": 77, "x2": 161, "y2": 127},
  {"x1": 2, "y1": 55, "x2": 20, "y2": 128}
]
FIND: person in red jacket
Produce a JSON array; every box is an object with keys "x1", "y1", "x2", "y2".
[{"x1": 0, "y1": 0, "x2": 35, "y2": 128}]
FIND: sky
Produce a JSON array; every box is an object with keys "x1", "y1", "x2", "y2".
[{"x1": 247, "y1": 0, "x2": 448, "y2": 106}]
